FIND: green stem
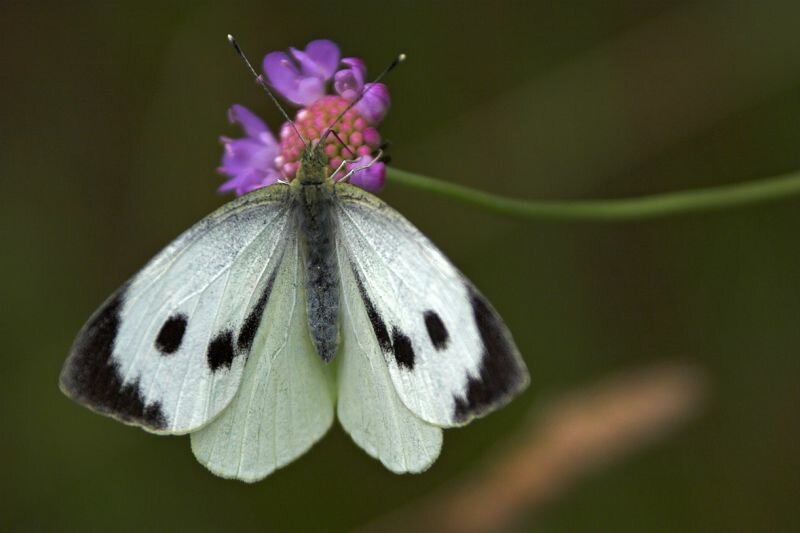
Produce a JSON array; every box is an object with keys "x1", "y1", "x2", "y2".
[{"x1": 386, "y1": 167, "x2": 800, "y2": 222}]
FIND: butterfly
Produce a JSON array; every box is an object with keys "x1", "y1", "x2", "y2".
[{"x1": 60, "y1": 42, "x2": 529, "y2": 482}]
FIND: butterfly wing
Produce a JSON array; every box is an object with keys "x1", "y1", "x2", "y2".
[
  {"x1": 336, "y1": 246, "x2": 443, "y2": 473},
  {"x1": 333, "y1": 183, "x2": 529, "y2": 428},
  {"x1": 60, "y1": 185, "x2": 294, "y2": 434},
  {"x1": 190, "y1": 231, "x2": 335, "y2": 481}
]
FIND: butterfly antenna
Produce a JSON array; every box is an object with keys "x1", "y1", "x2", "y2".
[
  {"x1": 227, "y1": 34, "x2": 307, "y2": 146},
  {"x1": 320, "y1": 53, "x2": 406, "y2": 145}
]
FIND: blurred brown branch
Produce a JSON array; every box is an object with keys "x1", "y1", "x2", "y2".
[{"x1": 362, "y1": 362, "x2": 707, "y2": 533}]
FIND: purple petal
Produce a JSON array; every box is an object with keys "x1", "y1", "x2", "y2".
[
  {"x1": 335, "y1": 58, "x2": 367, "y2": 101},
  {"x1": 263, "y1": 51, "x2": 302, "y2": 101},
  {"x1": 292, "y1": 76, "x2": 326, "y2": 106},
  {"x1": 219, "y1": 168, "x2": 280, "y2": 196},
  {"x1": 241, "y1": 168, "x2": 281, "y2": 194},
  {"x1": 356, "y1": 83, "x2": 390, "y2": 124},
  {"x1": 263, "y1": 50, "x2": 326, "y2": 105},
  {"x1": 220, "y1": 138, "x2": 278, "y2": 176},
  {"x1": 342, "y1": 57, "x2": 366, "y2": 74},
  {"x1": 334, "y1": 66, "x2": 364, "y2": 101},
  {"x1": 218, "y1": 177, "x2": 241, "y2": 193},
  {"x1": 227, "y1": 104, "x2": 267, "y2": 137},
  {"x1": 291, "y1": 40, "x2": 340, "y2": 80},
  {"x1": 219, "y1": 138, "x2": 259, "y2": 175},
  {"x1": 217, "y1": 171, "x2": 253, "y2": 194},
  {"x1": 344, "y1": 156, "x2": 386, "y2": 192}
]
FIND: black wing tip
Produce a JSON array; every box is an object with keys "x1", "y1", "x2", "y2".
[
  {"x1": 452, "y1": 362, "x2": 530, "y2": 424},
  {"x1": 60, "y1": 284, "x2": 168, "y2": 432},
  {"x1": 452, "y1": 286, "x2": 530, "y2": 424},
  {"x1": 60, "y1": 365, "x2": 168, "y2": 431}
]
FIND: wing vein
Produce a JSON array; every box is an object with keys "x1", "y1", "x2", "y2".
[
  {"x1": 337, "y1": 244, "x2": 414, "y2": 470},
  {"x1": 235, "y1": 237, "x2": 299, "y2": 477},
  {"x1": 119, "y1": 204, "x2": 288, "y2": 390},
  {"x1": 120, "y1": 206, "x2": 286, "y2": 392},
  {"x1": 338, "y1": 205, "x2": 431, "y2": 304}
]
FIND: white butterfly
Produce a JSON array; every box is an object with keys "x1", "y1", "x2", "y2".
[{"x1": 60, "y1": 46, "x2": 529, "y2": 481}]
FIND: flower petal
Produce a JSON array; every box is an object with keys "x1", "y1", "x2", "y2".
[
  {"x1": 356, "y1": 83, "x2": 390, "y2": 124},
  {"x1": 292, "y1": 76, "x2": 326, "y2": 107},
  {"x1": 345, "y1": 156, "x2": 386, "y2": 192},
  {"x1": 263, "y1": 51, "x2": 303, "y2": 102},
  {"x1": 219, "y1": 168, "x2": 280, "y2": 196},
  {"x1": 291, "y1": 39, "x2": 340, "y2": 80},
  {"x1": 342, "y1": 57, "x2": 366, "y2": 75},
  {"x1": 241, "y1": 168, "x2": 281, "y2": 194},
  {"x1": 334, "y1": 58, "x2": 365, "y2": 101},
  {"x1": 264, "y1": 49, "x2": 328, "y2": 106},
  {"x1": 220, "y1": 137, "x2": 278, "y2": 175},
  {"x1": 227, "y1": 104, "x2": 267, "y2": 138}
]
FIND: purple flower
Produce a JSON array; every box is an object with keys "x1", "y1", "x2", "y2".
[
  {"x1": 219, "y1": 39, "x2": 393, "y2": 197},
  {"x1": 342, "y1": 155, "x2": 386, "y2": 193},
  {"x1": 218, "y1": 105, "x2": 280, "y2": 196},
  {"x1": 263, "y1": 40, "x2": 340, "y2": 106}
]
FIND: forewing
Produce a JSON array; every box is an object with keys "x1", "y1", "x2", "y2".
[
  {"x1": 60, "y1": 185, "x2": 293, "y2": 434},
  {"x1": 334, "y1": 184, "x2": 529, "y2": 427},
  {"x1": 191, "y1": 233, "x2": 335, "y2": 481},
  {"x1": 337, "y1": 246, "x2": 442, "y2": 473}
]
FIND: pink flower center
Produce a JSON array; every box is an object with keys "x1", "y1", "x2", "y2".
[{"x1": 276, "y1": 95, "x2": 382, "y2": 179}]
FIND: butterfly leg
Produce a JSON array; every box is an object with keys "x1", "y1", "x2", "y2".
[
  {"x1": 329, "y1": 159, "x2": 352, "y2": 182},
  {"x1": 336, "y1": 150, "x2": 384, "y2": 184}
]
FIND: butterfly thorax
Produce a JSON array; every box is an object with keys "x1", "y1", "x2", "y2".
[{"x1": 293, "y1": 144, "x2": 340, "y2": 363}]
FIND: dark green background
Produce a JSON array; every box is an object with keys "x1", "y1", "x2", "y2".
[{"x1": 2, "y1": 1, "x2": 799, "y2": 531}]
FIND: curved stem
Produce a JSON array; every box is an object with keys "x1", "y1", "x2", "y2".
[{"x1": 386, "y1": 167, "x2": 800, "y2": 222}]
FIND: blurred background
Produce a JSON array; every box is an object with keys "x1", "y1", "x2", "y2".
[{"x1": 2, "y1": 1, "x2": 799, "y2": 531}]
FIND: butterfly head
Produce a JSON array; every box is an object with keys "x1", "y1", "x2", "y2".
[{"x1": 296, "y1": 142, "x2": 330, "y2": 185}]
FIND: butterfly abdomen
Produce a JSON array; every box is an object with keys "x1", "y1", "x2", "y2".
[{"x1": 295, "y1": 182, "x2": 340, "y2": 363}]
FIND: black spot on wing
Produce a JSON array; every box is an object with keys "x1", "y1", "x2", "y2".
[
  {"x1": 207, "y1": 330, "x2": 236, "y2": 372},
  {"x1": 237, "y1": 267, "x2": 279, "y2": 353},
  {"x1": 390, "y1": 327, "x2": 415, "y2": 369},
  {"x1": 60, "y1": 284, "x2": 167, "y2": 430},
  {"x1": 155, "y1": 314, "x2": 187, "y2": 355},
  {"x1": 351, "y1": 264, "x2": 392, "y2": 352},
  {"x1": 423, "y1": 310, "x2": 449, "y2": 350},
  {"x1": 453, "y1": 287, "x2": 527, "y2": 423}
]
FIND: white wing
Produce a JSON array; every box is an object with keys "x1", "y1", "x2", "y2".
[
  {"x1": 60, "y1": 185, "x2": 293, "y2": 434},
  {"x1": 336, "y1": 247, "x2": 442, "y2": 473},
  {"x1": 190, "y1": 233, "x2": 335, "y2": 481},
  {"x1": 333, "y1": 184, "x2": 529, "y2": 428}
]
